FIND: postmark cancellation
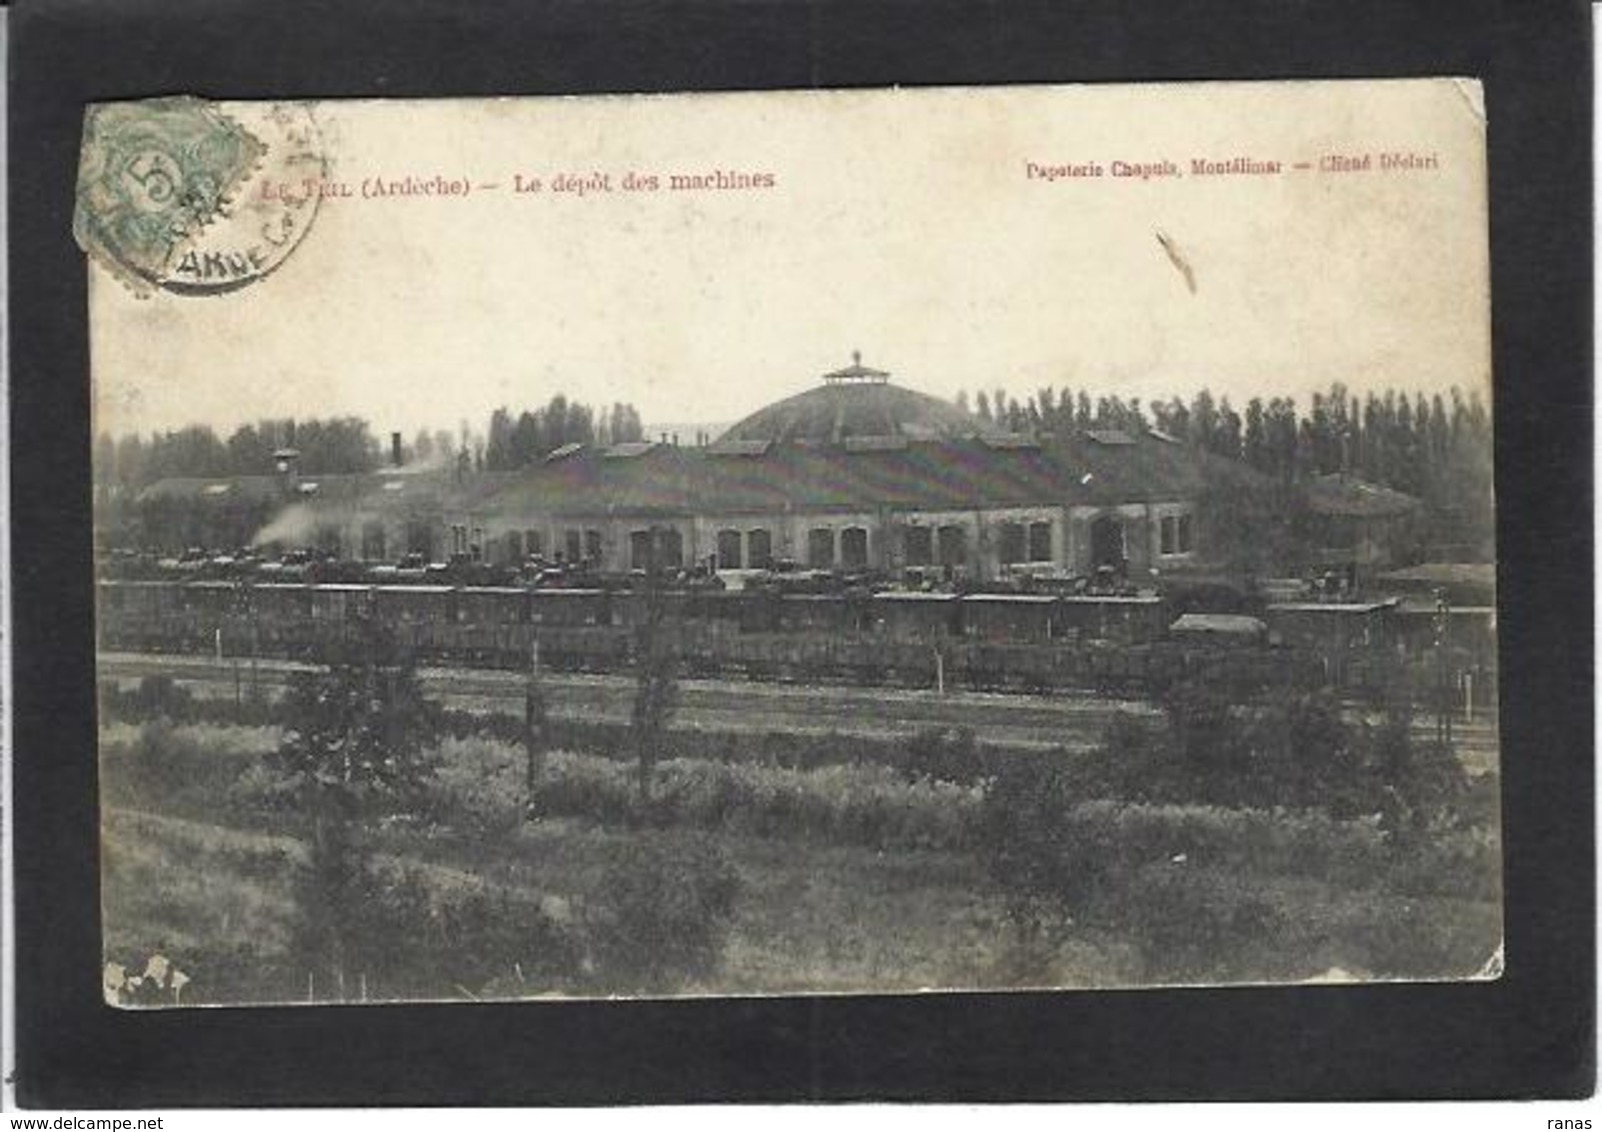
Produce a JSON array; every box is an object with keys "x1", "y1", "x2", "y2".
[{"x1": 75, "y1": 97, "x2": 323, "y2": 297}]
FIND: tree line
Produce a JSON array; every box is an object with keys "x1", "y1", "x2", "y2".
[
  {"x1": 959, "y1": 381, "x2": 1495, "y2": 552},
  {"x1": 95, "y1": 396, "x2": 648, "y2": 489},
  {"x1": 96, "y1": 417, "x2": 383, "y2": 490},
  {"x1": 483, "y1": 398, "x2": 644, "y2": 472}
]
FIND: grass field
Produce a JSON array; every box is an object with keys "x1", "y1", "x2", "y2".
[{"x1": 99, "y1": 711, "x2": 1503, "y2": 1005}]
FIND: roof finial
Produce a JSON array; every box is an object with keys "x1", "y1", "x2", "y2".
[{"x1": 822, "y1": 351, "x2": 889, "y2": 385}]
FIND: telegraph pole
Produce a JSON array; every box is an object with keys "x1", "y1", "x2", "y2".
[
  {"x1": 1433, "y1": 586, "x2": 1453, "y2": 748},
  {"x1": 525, "y1": 633, "x2": 546, "y2": 820}
]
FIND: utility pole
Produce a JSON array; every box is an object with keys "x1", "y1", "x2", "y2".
[
  {"x1": 525, "y1": 634, "x2": 546, "y2": 820},
  {"x1": 1433, "y1": 587, "x2": 1453, "y2": 748}
]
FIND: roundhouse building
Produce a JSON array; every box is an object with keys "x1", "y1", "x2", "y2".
[{"x1": 447, "y1": 356, "x2": 1275, "y2": 585}]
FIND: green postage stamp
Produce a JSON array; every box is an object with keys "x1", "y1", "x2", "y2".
[{"x1": 75, "y1": 96, "x2": 323, "y2": 297}]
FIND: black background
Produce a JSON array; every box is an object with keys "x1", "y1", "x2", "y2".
[{"x1": 9, "y1": 0, "x2": 1594, "y2": 1107}]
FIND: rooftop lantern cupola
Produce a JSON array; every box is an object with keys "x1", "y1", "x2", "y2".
[
  {"x1": 714, "y1": 352, "x2": 999, "y2": 446},
  {"x1": 822, "y1": 350, "x2": 890, "y2": 386}
]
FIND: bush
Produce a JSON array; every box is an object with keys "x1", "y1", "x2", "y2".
[
  {"x1": 125, "y1": 674, "x2": 195, "y2": 722},
  {"x1": 426, "y1": 736, "x2": 527, "y2": 840},
  {"x1": 1383, "y1": 825, "x2": 1502, "y2": 902},
  {"x1": 531, "y1": 751, "x2": 637, "y2": 826},
  {"x1": 585, "y1": 836, "x2": 740, "y2": 993},
  {"x1": 1059, "y1": 800, "x2": 1391, "y2": 888},
  {"x1": 975, "y1": 752, "x2": 1495, "y2": 979},
  {"x1": 101, "y1": 674, "x2": 283, "y2": 729},
  {"x1": 1063, "y1": 684, "x2": 1476, "y2": 834},
  {"x1": 527, "y1": 750, "x2": 980, "y2": 851},
  {"x1": 1092, "y1": 864, "x2": 1296, "y2": 983},
  {"x1": 978, "y1": 759, "x2": 1128, "y2": 931},
  {"x1": 226, "y1": 759, "x2": 302, "y2": 818},
  {"x1": 102, "y1": 720, "x2": 272, "y2": 812},
  {"x1": 435, "y1": 708, "x2": 1026, "y2": 780},
  {"x1": 288, "y1": 852, "x2": 581, "y2": 1001},
  {"x1": 901, "y1": 726, "x2": 987, "y2": 786},
  {"x1": 1356, "y1": 895, "x2": 1501, "y2": 980}
]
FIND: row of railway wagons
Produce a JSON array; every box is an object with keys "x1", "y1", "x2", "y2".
[
  {"x1": 99, "y1": 580, "x2": 1173, "y2": 643},
  {"x1": 97, "y1": 579, "x2": 1497, "y2": 700}
]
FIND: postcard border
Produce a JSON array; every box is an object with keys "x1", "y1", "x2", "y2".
[{"x1": 9, "y1": 0, "x2": 1594, "y2": 1106}]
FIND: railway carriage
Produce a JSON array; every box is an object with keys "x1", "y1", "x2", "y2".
[
  {"x1": 529, "y1": 587, "x2": 613, "y2": 628},
  {"x1": 250, "y1": 583, "x2": 314, "y2": 623},
  {"x1": 375, "y1": 583, "x2": 458, "y2": 625},
  {"x1": 453, "y1": 586, "x2": 526, "y2": 626},
  {"x1": 97, "y1": 580, "x2": 186, "y2": 650},
  {"x1": 246, "y1": 583, "x2": 317, "y2": 656},
  {"x1": 869, "y1": 591, "x2": 960, "y2": 642},
  {"x1": 1056, "y1": 594, "x2": 1167, "y2": 645},
  {"x1": 776, "y1": 593, "x2": 870, "y2": 636},
  {"x1": 1263, "y1": 599, "x2": 1398, "y2": 652},
  {"x1": 960, "y1": 593, "x2": 1060, "y2": 644},
  {"x1": 183, "y1": 579, "x2": 248, "y2": 621},
  {"x1": 310, "y1": 583, "x2": 373, "y2": 624},
  {"x1": 684, "y1": 589, "x2": 775, "y2": 634}
]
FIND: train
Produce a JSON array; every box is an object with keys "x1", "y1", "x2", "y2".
[{"x1": 96, "y1": 574, "x2": 1497, "y2": 703}]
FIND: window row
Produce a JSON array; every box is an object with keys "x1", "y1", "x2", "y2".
[{"x1": 356, "y1": 514, "x2": 1108, "y2": 569}]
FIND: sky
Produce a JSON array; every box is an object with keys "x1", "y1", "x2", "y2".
[{"x1": 89, "y1": 79, "x2": 1491, "y2": 441}]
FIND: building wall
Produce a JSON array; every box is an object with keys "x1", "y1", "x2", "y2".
[
  {"x1": 464, "y1": 503, "x2": 1086, "y2": 580},
  {"x1": 1065, "y1": 500, "x2": 1198, "y2": 579},
  {"x1": 456, "y1": 496, "x2": 1205, "y2": 582}
]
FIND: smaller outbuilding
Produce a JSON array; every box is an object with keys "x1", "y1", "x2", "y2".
[{"x1": 1299, "y1": 472, "x2": 1424, "y2": 583}]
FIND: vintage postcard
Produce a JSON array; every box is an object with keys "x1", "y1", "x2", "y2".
[{"x1": 83, "y1": 80, "x2": 1498, "y2": 1007}]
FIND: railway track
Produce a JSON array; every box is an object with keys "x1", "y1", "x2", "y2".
[
  {"x1": 98, "y1": 652, "x2": 1157, "y2": 752},
  {"x1": 98, "y1": 651, "x2": 1498, "y2": 768}
]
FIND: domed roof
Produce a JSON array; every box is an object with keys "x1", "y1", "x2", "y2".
[{"x1": 716, "y1": 354, "x2": 1002, "y2": 447}]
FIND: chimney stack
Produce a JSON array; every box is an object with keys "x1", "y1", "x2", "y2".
[
  {"x1": 272, "y1": 447, "x2": 301, "y2": 497},
  {"x1": 391, "y1": 431, "x2": 403, "y2": 468}
]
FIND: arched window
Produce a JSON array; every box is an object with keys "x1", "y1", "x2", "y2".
[
  {"x1": 904, "y1": 526, "x2": 933, "y2": 567},
  {"x1": 747, "y1": 529, "x2": 773, "y2": 569},
  {"x1": 840, "y1": 527, "x2": 869, "y2": 569},
  {"x1": 630, "y1": 527, "x2": 683, "y2": 570},
  {"x1": 807, "y1": 528, "x2": 835, "y2": 568},
  {"x1": 361, "y1": 521, "x2": 387, "y2": 561},
  {"x1": 1090, "y1": 515, "x2": 1125, "y2": 569},
  {"x1": 716, "y1": 529, "x2": 744, "y2": 570},
  {"x1": 659, "y1": 528, "x2": 684, "y2": 568},
  {"x1": 936, "y1": 524, "x2": 967, "y2": 567},
  {"x1": 316, "y1": 524, "x2": 345, "y2": 557},
  {"x1": 1159, "y1": 513, "x2": 1194, "y2": 556},
  {"x1": 1028, "y1": 520, "x2": 1053, "y2": 562},
  {"x1": 997, "y1": 522, "x2": 1026, "y2": 564}
]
